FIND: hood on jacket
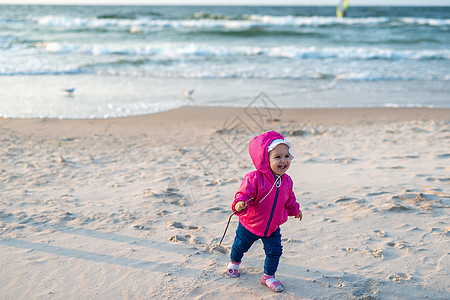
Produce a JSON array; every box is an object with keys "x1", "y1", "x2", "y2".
[{"x1": 248, "y1": 131, "x2": 286, "y2": 175}]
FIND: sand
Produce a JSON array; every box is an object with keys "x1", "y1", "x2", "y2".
[{"x1": 0, "y1": 107, "x2": 449, "y2": 299}]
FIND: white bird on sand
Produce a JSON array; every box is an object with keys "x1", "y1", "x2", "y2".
[
  {"x1": 62, "y1": 88, "x2": 75, "y2": 96},
  {"x1": 184, "y1": 89, "x2": 195, "y2": 100}
]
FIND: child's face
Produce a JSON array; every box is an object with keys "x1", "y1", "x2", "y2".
[{"x1": 269, "y1": 143, "x2": 292, "y2": 176}]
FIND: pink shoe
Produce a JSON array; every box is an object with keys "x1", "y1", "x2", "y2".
[
  {"x1": 261, "y1": 274, "x2": 283, "y2": 292},
  {"x1": 227, "y1": 261, "x2": 240, "y2": 278}
]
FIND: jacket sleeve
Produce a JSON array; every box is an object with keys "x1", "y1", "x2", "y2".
[
  {"x1": 285, "y1": 187, "x2": 300, "y2": 216},
  {"x1": 232, "y1": 172, "x2": 258, "y2": 215}
]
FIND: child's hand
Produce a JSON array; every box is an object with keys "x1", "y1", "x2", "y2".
[
  {"x1": 235, "y1": 201, "x2": 247, "y2": 212},
  {"x1": 294, "y1": 210, "x2": 303, "y2": 221}
]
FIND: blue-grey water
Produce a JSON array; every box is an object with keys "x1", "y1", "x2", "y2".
[{"x1": 1, "y1": 5, "x2": 449, "y2": 118}]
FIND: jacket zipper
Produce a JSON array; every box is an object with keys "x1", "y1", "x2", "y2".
[{"x1": 264, "y1": 185, "x2": 280, "y2": 237}]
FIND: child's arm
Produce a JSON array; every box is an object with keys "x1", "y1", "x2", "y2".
[
  {"x1": 285, "y1": 188, "x2": 301, "y2": 217},
  {"x1": 232, "y1": 172, "x2": 258, "y2": 214}
]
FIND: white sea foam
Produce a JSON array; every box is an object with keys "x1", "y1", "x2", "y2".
[
  {"x1": 84, "y1": 67, "x2": 447, "y2": 82},
  {"x1": 248, "y1": 15, "x2": 390, "y2": 26},
  {"x1": 31, "y1": 15, "x2": 450, "y2": 30},
  {"x1": 34, "y1": 15, "x2": 141, "y2": 28},
  {"x1": 400, "y1": 17, "x2": 450, "y2": 26},
  {"x1": 31, "y1": 42, "x2": 450, "y2": 61}
]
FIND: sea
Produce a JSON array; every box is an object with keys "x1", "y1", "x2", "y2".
[{"x1": 0, "y1": 5, "x2": 449, "y2": 119}]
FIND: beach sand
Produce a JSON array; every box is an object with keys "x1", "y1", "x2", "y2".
[{"x1": 1, "y1": 107, "x2": 449, "y2": 299}]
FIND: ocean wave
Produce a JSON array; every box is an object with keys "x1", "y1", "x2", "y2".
[
  {"x1": 186, "y1": 12, "x2": 450, "y2": 27},
  {"x1": 399, "y1": 17, "x2": 450, "y2": 27},
  {"x1": 33, "y1": 42, "x2": 450, "y2": 61},
  {"x1": 31, "y1": 14, "x2": 450, "y2": 31},
  {"x1": 33, "y1": 15, "x2": 140, "y2": 28},
  {"x1": 98, "y1": 69, "x2": 445, "y2": 82},
  {"x1": 3, "y1": 62, "x2": 445, "y2": 82}
]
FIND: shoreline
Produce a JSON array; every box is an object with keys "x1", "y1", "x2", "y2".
[
  {"x1": 2, "y1": 106, "x2": 449, "y2": 132},
  {"x1": 2, "y1": 75, "x2": 449, "y2": 119}
]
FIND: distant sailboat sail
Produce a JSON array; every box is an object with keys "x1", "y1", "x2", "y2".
[{"x1": 336, "y1": 0, "x2": 349, "y2": 18}]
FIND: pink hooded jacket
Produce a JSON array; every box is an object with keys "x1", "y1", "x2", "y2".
[{"x1": 232, "y1": 131, "x2": 300, "y2": 237}]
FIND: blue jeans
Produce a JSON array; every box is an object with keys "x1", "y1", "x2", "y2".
[{"x1": 230, "y1": 222, "x2": 283, "y2": 276}]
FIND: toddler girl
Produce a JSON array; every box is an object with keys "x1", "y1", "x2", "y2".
[{"x1": 226, "y1": 131, "x2": 302, "y2": 292}]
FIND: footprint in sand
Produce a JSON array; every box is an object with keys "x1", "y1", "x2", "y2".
[
  {"x1": 387, "y1": 273, "x2": 411, "y2": 283},
  {"x1": 281, "y1": 238, "x2": 300, "y2": 243},
  {"x1": 341, "y1": 247, "x2": 357, "y2": 253},
  {"x1": 169, "y1": 234, "x2": 197, "y2": 244},
  {"x1": 334, "y1": 196, "x2": 357, "y2": 204},
  {"x1": 155, "y1": 209, "x2": 169, "y2": 216},
  {"x1": 167, "y1": 173, "x2": 203, "y2": 205},
  {"x1": 374, "y1": 230, "x2": 387, "y2": 237},
  {"x1": 147, "y1": 188, "x2": 190, "y2": 206},
  {"x1": 323, "y1": 218, "x2": 338, "y2": 223},
  {"x1": 167, "y1": 221, "x2": 199, "y2": 230},
  {"x1": 392, "y1": 155, "x2": 419, "y2": 159},
  {"x1": 386, "y1": 241, "x2": 410, "y2": 250},
  {"x1": 376, "y1": 165, "x2": 409, "y2": 171},
  {"x1": 364, "y1": 247, "x2": 383, "y2": 259},
  {"x1": 318, "y1": 275, "x2": 343, "y2": 288},
  {"x1": 391, "y1": 192, "x2": 442, "y2": 211},
  {"x1": 350, "y1": 278, "x2": 379, "y2": 299},
  {"x1": 334, "y1": 197, "x2": 366, "y2": 210},
  {"x1": 385, "y1": 203, "x2": 413, "y2": 212},
  {"x1": 167, "y1": 221, "x2": 204, "y2": 246},
  {"x1": 133, "y1": 224, "x2": 150, "y2": 231},
  {"x1": 207, "y1": 244, "x2": 229, "y2": 255},
  {"x1": 426, "y1": 176, "x2": 450, "y2": 183},
  {"x1": 366, "y1": 191, "x2": 390, "y2": 197},
  {"x1": 443, "y1": 228, "x2": 450, "y2": 237}
]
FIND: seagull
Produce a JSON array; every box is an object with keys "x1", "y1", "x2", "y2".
[
  {"x1": 62, "y1": 88, "x2": 75, "y2": 97},
  {"x1": 184, "y1": 89, "x2": 194, "y2": 100}
]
